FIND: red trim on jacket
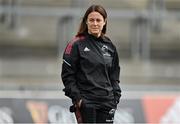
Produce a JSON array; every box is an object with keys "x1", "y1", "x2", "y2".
[{"x1": 65, "y1": 36, "x2": 85, "y2": 55}]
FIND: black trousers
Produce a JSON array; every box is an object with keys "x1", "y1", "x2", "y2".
[{"x1": 80, "y1": 104, "x2": 115, "y2": 123}]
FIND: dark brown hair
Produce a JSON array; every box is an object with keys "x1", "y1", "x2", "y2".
[{"x1": 77, "y1": 5, "x2": 107, "y2": 36}]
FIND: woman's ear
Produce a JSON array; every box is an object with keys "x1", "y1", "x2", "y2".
[
  {"x1": 104, "y1": 19, "x2": 107, "y2": 25},
  {"x1": 105, "y1": 18, "x2": 107, "y2": 22}
]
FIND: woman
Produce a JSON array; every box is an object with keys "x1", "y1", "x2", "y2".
[{"x1": 61, "y1": 4, "x2": 121, "y2": 123}]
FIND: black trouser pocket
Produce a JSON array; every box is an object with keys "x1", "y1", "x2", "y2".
[{"x1": 80, "y1": 104, "x2": 115, "y2": 123}]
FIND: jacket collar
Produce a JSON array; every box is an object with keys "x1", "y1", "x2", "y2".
[{"x1": 85, "y1": 32, "x2": 110, "y2": 43}]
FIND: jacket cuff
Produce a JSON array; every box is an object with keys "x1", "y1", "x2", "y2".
[
  {"x1": 72, "y1": 94, "x2": 81, "y2": 104},
  {"x1": 115, "y1": 94, "x2": 121, "y2": 104}
]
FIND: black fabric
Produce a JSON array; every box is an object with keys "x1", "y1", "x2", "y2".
[
  {"x1": 80, "y1": 103, "x2": 115, "y2": 123},
  {"x1": 61, "y1": 33, "x2": 121, "y2": 108}
]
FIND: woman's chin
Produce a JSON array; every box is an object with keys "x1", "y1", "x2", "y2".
[{"x1": 91, "y1": 32, "x2": 100, "y2": 36}]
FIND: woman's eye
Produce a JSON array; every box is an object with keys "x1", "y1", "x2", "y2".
[
  {"x1": 96, "y1": 19, "x2": 101, "y2": 22},
  {"x1": 89, "y1": 19, "x2": 94, "y2": 22},
  {"x1": 88, "y1": 18, "x2": 103, "y2": 23}
]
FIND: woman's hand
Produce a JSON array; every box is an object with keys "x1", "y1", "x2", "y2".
[{"x1": 77, "y1": 99, "x2": 82, "y2": 108}]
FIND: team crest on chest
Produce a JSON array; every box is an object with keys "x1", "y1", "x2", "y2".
[{"x1": 102, "y1": 45, "x2": 111, "y2": 57}]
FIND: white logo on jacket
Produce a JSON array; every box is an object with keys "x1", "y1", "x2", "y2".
[
  {"x1": 84, "y1": 47, "x2": 90, "y2": 52},
  {"x1": 102, "y1": 45, "x2": 111, "y2": 57}
]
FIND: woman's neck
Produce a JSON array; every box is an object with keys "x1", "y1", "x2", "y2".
[{"x1": 88, "y1": 31, "x2": 101, "y2": 38}]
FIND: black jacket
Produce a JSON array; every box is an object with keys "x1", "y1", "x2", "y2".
[{"x1": 61, "y1": 33, "x2": 121, "y2": 109}]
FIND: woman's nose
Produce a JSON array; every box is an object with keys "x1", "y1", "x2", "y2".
[{"x1": 93, "y1": 20, "x2": 98, "y2": 25}]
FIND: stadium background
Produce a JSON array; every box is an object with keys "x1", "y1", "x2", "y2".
[{"x1": 0, "y1": 0, "x2": 180, "y2": 123}]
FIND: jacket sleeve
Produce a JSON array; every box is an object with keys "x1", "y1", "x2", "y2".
[
  {"x1": 61, "y1": 41, "x2": 81, "y2": 104},
  {"x1": 110, "y1": 46, "x2": 121, "y2": 104}
]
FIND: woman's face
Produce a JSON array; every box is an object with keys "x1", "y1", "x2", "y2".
[{"x1": 86, "y1": 11, "x2": 106, "y2": 37}]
